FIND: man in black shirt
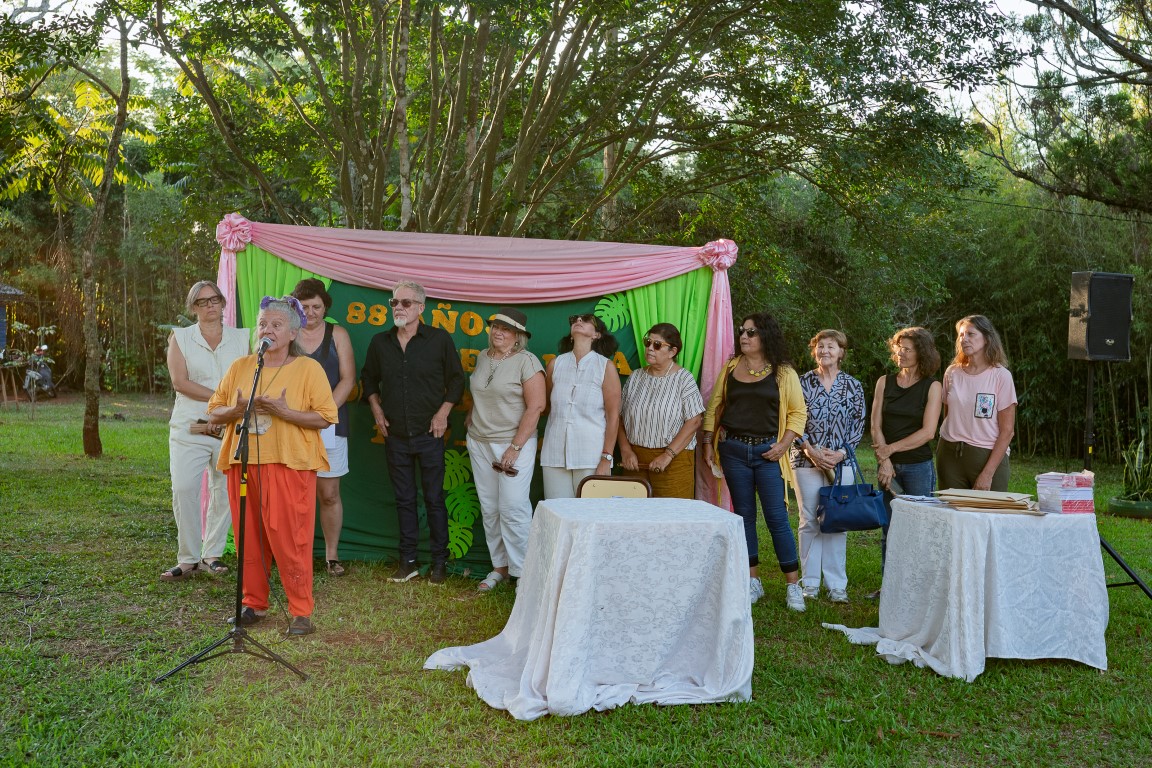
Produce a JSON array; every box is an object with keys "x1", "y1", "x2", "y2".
[{"x1": 361, "y1": 280, "x2": 465, "y2": 585}]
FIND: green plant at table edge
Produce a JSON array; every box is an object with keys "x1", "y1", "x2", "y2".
[{"x1": 1116, "y1": 350, "x2": 1152, "y2": 505}]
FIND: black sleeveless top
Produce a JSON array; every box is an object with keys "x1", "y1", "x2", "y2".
[
  {"x1": 720, "y1": 373, "x2": 780, "y2": 437},
  {"x1": 880, "y1": 374, "x2": 934, "y2": 463},
  {"x1": 305, "y1": 323, "x2": 349, "y2": 438}
]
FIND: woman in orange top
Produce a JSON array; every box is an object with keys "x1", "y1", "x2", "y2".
[{"x1": 208, "y1": 296, "x2": 337, "y2": 637}]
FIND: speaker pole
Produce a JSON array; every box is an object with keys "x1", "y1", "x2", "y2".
[
  {"x1": 1082, "y1": 355, "x2": 1151, "y2": 602},
  {"x1": 1084, "y1": 361, "x2": 1094, "y2": 471}
]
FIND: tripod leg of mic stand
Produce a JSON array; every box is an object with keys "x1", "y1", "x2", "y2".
[
  {"x1": 153, "y1": 626, "x2": 309, "y2": 683},
  {"x1": 1100, "y1": 536, "x2": 1152, "y2": 601}
]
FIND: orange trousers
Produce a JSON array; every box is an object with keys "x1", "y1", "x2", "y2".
[{"x1": 227, "y1": 464, "x2": 316, "y2": 618}]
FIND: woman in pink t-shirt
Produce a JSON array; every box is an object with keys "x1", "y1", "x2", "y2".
[{"x1": 936, "y1": 315, "x2": 1017, "y2": 491}]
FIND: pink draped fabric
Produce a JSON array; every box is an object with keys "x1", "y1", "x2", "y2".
[{"x1": 215, "y1": 214, "x2": 736, "y2": 506}]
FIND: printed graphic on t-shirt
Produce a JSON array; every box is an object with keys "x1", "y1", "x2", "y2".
[{"x1": 974, "y1": 393, "x2": 995, "y2": 419}]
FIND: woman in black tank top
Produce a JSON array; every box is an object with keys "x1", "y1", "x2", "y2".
[{"x1": 868, "y1": 327, "x2": 943, "y2": 593}]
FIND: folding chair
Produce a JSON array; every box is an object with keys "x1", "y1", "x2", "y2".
[{"x1": 575, "y1": 474, "x2": 653, "y2": 499}]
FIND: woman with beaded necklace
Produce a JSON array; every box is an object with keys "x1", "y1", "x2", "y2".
[
  {"x1": 702, "y1": 312, "x2": 808, "y2": 611},
  {"x1": 466, "y1": 308, "x2": 545, "y2": 592},
  {"x1": 618, "y1": 323, "x2": 703, "y2": 498}
]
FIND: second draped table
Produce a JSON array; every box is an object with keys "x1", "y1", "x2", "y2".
[{"x1": 826, "y1": 498, "x2": 1109, "y2": 681}]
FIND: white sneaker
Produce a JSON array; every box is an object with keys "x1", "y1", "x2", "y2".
[
  {"x1": 785, "y1": 583, "x2": 806, "y2": 612},
  {"x1": 802, "y1": 585, "x2": 819, "y2": 600},
  {"x1": 750, "y1": 577, "x2": 764, "y2": 604},
  {"x1": 828, "y1": 588, "x2": 849, "y2": 603}
]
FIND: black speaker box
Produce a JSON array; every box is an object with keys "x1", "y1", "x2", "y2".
[{"x1": 1068, "y1": 272, "x2": 1134, "y2": 361}]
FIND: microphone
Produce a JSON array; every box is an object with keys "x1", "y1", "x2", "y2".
[{"x1": 256, "y1": 336, "x2": 273, "y2": 357}]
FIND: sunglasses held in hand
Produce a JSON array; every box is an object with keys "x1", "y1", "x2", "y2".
[{"x1": 492, "y1": 461, "x2": 520, "y2": 477}]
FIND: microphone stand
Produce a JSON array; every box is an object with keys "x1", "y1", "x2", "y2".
[{"x1": 155, "y1": 347, "x2": 308, "y2": 682}]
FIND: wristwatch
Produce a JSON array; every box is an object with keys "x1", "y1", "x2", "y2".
[
  {"x1": 600, "y1": 452, "x2": 614, "y2": 468},
  {"x1": 511, "y1": 443, "x2": 522, "y2": 452}
]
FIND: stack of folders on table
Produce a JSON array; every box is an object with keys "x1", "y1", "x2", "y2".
[
  {"x1": 934, "y1": 489, "x2": 1043, "y2": 515},
  {"x1": 1035, "y1": 471, "x2": 1095, "y2": 514}
]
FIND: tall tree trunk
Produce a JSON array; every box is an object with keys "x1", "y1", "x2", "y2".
[{"x1": 78, "y1": 16, "x2": 132, "y2": 457}]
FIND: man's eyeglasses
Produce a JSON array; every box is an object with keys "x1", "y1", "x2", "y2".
[
  {"x1": 491, "y1": 461, "x2": 520, "y2": 477},
  {"x1": 736, "y1": 327, "x2": 759, "y2": 338},
  {"x1": 193, "y1": 296, "x2": 223, "y2": 308},
  {"x1": 569, "y1": 313, "x2": 595, "y2": 326},
  {"x1": 643, "y1": 338, "x2": 673, "y2": 351},
  {"x1": 389, "y1": 298, "x2": 421, "y2": 309}
]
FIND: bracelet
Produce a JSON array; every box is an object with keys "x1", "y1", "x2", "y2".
[
  {"x1": 511, "y1": 443, "x2": 522, "y2": 452},
  {"x1": 664, "y1": 447, "x2": 677, "y2": 458}
]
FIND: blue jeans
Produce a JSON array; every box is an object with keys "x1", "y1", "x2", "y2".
[
  {"x1": 718, "y1": 438, "x2": 799, "y2": 572},
  {"x1": 881, "y1": 458, "x2": 936, "y2": 565},
  {"x1": 384, "y1": 433, "x2": 450, "y2": 566}
]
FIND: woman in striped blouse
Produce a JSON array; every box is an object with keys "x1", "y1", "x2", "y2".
[{"x1": 618, "y1": 323, "x2": 704, "y2": 498}]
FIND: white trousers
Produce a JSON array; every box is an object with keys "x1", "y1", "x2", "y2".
[
  {"x1": 468, "y1": 436, "x2": 537, "y2": 578},
  {"x1": 793, "y1": 465, "x2": 853, "y2": 591},
  {"x1": 169, "y1": 428, "x2": 232, "y2": 565},
  {"x1": 541, "y1": 466, "x2": 597, "y2": 500}
]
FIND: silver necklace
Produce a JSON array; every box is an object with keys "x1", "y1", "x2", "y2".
[{"x1": 484, "y1": 349, "x2": 514, "y2": 387}]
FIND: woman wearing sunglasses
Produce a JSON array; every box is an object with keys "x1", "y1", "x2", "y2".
[
  {"x1": 540, "y1": 312, "x2": 621, "y2": 498},
  {"x1": 161, "y1": 280, "x2": 250, "y2": 582},
  {"x1": 702, "y1": 312, "x2": 808, "y2": 610},
  {"x1": 465, "y1": 308, "x2": 545, "y2": 592},
  {"x1": 618, "y1": 323, "x2": 703, "y2": 498}
]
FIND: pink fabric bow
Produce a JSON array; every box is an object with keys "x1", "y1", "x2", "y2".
[
  {"x1": 697, "y1": 239, "x2": 738, "y2": 271},
  {"x1": 216, "y1": 213, "x2": 253, "y2": 256},
  {"x1": 215, "y1": 213, "x2": 253, "y2": 327}
]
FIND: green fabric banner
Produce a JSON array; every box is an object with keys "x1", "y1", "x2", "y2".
[{"x1": 234, "y1": 247, "x2": 709, "y2": 575}]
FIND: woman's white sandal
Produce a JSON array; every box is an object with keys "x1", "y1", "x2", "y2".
[{"x1": 477, "y1": 571, "x2": 506, "y2": 592}]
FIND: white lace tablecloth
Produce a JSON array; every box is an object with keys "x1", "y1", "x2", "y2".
[
  {"x1": 826, "y1": 499, "x2": 1109, "y2": 681},
  {"x1": 424, "y1": 498, "x2": 754, "y2": 720}
]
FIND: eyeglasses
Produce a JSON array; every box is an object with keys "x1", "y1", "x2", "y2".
[
  {"x1": 491, "y1": 461, "x2": 520, "y2": 477},
  {"x1": 568, "y1": 313, "x2": 595, "y2": 326},
  {"x1": 389, "y1": 298, "x2": 421, "y2": 309},
  {"x1": 736, "y1": 327, "x2": 759, "y2": 338},
  {"x1": 193, "y1": 296, "x2": 223, "y2": 308},
  {"x1": 643, "y1": 338, "x2": 673, "y2": 351}
]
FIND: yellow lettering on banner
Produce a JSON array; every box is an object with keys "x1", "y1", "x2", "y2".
[
  {"x1": 370, "y1": 424, "x2": 386, "y2": 444},
  {"x1": 367, "y1": 304, "x2": 388, "y2": 325},
  {"x1": 347, "y1": 302, "x2": 366, "y2": 324},
  {"x1": 432, "y1": 303, "x2": 458, "y2": 333},
  {"x1": 460, "y1": 348, "x2": 479, "y2": 373},
  {"x1": 542, "y1": 353, "x2": 556, "y2": 367},
  {"x1": 460, "y1": 311, "x2": 483, "y2": 336},
  {"x1": 613, "y1": 351, "x2": 633, "y2": 376}
]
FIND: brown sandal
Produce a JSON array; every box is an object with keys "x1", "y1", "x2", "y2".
[{"x1": 326, "y1": 560, "x2": 346, "y2": 577}]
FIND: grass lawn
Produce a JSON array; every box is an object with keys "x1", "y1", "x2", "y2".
[{"x1": 1, "y1": 394, "x2": 1149, "y2": 767}]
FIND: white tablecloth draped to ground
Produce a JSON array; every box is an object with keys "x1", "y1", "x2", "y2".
[
  {"x1": 826, "y1": 499, "x2": 1109, "y2": 682},
  {"x1": 424, "y1": 498, "x2": 754, "y2": 720}
]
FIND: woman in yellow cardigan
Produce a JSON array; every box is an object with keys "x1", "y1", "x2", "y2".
[{"x1": 702, "y1": 312, "x2": 808, "y2": 611}]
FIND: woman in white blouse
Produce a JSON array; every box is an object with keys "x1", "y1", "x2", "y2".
[
  {"x1": 540, "y1": 312, "x2": 621, "y2": 498},
  {"x1": 161, "y1": 280, "x2": 249, "y2": 581},
  {"x1": 618, "y1": 323, "x2": 703, "y2": 498}
]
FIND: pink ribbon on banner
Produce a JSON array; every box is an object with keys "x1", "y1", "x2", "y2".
[
  {"x1": 215, "y1": 213, "x2": 253, "y2": 327},
  {"x1": 695, "y1": 239, "x2": 737, "y2": 511},
  {"x1": 696, "y1": 238, "x2": 738, "y2": 271}
]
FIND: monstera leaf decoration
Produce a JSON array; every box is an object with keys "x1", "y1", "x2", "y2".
[{"x1": 595, "y1": 293, "x2": 630, "y2": 333}]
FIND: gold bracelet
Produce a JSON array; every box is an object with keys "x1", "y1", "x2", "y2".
[{"x1": 665, "y1": 447, "x2": 677, "y2": 458}]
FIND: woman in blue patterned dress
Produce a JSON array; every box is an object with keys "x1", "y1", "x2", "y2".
[{"x1": 790, "y1": 329, "x2": 866, "y2": 603}]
